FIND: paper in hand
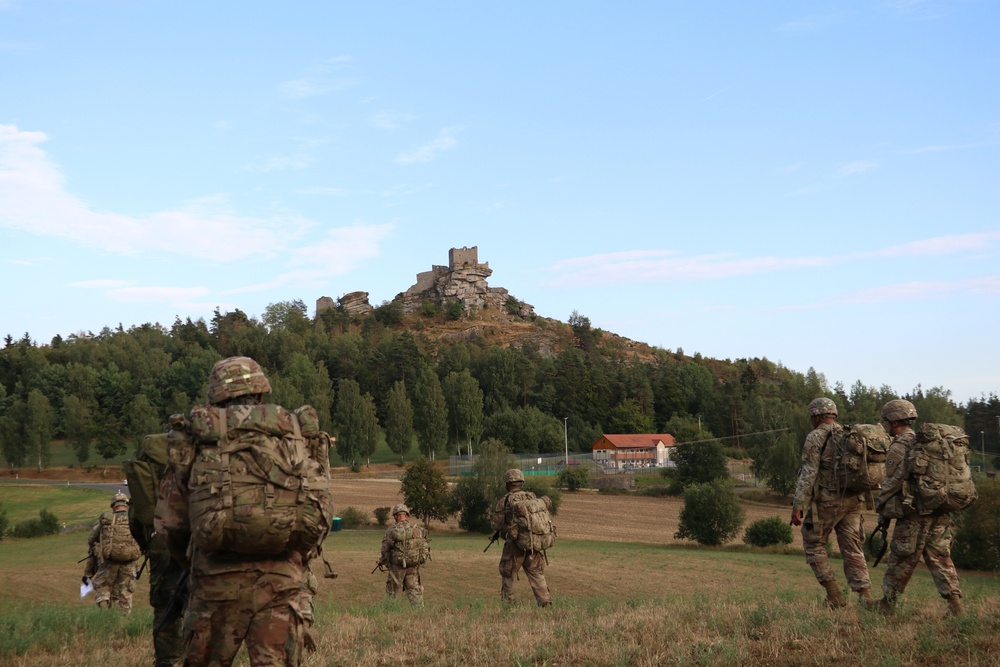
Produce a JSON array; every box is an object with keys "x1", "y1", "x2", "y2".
[{"x1": 80, "y1": 580, "x2": 94, "y2": 598}]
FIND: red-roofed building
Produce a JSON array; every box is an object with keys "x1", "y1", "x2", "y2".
[{"x1": 591, "y1": 434, "x2": 678, "y2": 470}]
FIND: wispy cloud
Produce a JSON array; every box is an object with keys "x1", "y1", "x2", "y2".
[
  {"x1": 106, "y1": 286, "x2": 212, "y2": 303},
  {"x1": 371, "y1": 111, "x2": 417, "y2": 130},
  {"x1": 544, "y1": 232, "x2": 1000, "y2": 288},
  {"x1": 905, "y1": 142, "x2": 982, "y2": 154},
  {"x1": 395, "y1": 127, "x2": 463, "y2": 165},
  {"x1": 839, "y1": 275, "x2": 1000, "y2": 304},
  {"x1": 242, "y1": 154, "x2": 314, "y2": 172},
  {"x1": 837, "y1": 161, "x2": 878, "y2": 177},
  {"x1": 278, "y1": 56, "x2": 358, "y2": 99}
]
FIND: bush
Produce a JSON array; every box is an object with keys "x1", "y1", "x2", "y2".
[
  {"x1": 743, "y1": 516, "x2": 793, "y2": 548},
  {"x1": 374, "y1": 507, "x2": 391, "y2": 527},
  {"x1": 11, "y1": 509, "x2": 60, "y2": 538},
  {"x1": 953, "y1": 477, "x2": 1000, "y2": 571},
  {"x1": 638, "y1": 486, "x2": 672, "y2": 497},
  {"x1": 338, "y1": 506, "x2": 369, "y2": 529},
  {"x1": 598, "y1": 487, "x2": 630, "y2": 496},
  {"x1": 675, "y1": 480, "x2": 745, "y2": 546},
  {"x1": 0, "y1": 503, "x2": 7, "y2": 539},
  {"x1": 557, "y1": 466, "x2": 589, "y2": 491},
  {"x1": 992, "y1": 455, "x2": 1000, "y2": 471},
  {"x1": 444, "y1": 299, "x2": 464, "y2": 320}
]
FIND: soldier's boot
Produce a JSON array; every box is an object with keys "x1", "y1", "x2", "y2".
[
  {"x1": 822, "y1": 580, "x2": 847, "y2": 610},
  {"x1": 946, "y1": 594, "x2": 964, "y2": 616},
  {"x1": 877, "y1": 597, "x2": 895, "y2": 616},
  {"x1": 858, "y1": 587, "x2": 876, "y2": 609}
]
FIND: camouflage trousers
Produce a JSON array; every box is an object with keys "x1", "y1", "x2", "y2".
[
  {"x1": 148, "y1": 534, "x2": 185, "y2": 667},
  {"x1": 800, "y1": 495, "x2": 870, "y2": 592},
  {"x1": 499, "y1": 541, "x2": 552, "y2": 607},
  {"x1": 882, "y1": 513, "x2": 961, "y2": 601},
  {"x1": 182, "y1": 570, "x2": 311, "y2": 667},
  {"x1": 92, "y1": 560, "x2": 138, "y2": 613},
  {"x1": 385, "y1": 565, "x2": 423, "y2": 605}
]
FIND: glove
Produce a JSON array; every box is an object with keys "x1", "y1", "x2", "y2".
[{"x1": 82, "y1": 576, "x2": 90, "y2": 585}]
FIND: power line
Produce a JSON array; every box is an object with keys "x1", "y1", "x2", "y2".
[{"x1": 676, "y1": 427, "x2": 791, "y2": 446}]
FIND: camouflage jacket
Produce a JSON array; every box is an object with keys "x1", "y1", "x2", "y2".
[
  {"x1": 876, "y1": 427, "x2": 915, "y2": 517},
  {"x1": 154, "y1": 412, "x2": 305, "y2": 579},
  {"x1": 791, "y1": 422, "x2": 844, "y2": 511}
]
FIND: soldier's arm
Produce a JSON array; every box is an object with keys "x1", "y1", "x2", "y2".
[
  {"x1": 875, "y1": 439, "x2": 907, "y2": 513},
  {"x1": 791, "y1": 429, "x2": 825, "y2": 512}
]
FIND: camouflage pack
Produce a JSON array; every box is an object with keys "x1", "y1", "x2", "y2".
[
  {"x1": 98, "y1": 511, "x2": 142, "y2": 563},
  {"x1": 907, "y1": 423, "x2": 977, "y2": 515},
  {"x1": 387, "y1": 521, "x2": 430, "y2": 568},
  {"x1": 122, "y1": 433, "x2": 168, "y2": 549},
  {"x1": 835, "y1": 424, "x2": 890, "y2": 494},
  {"x1": 501, "y1": 492, "x2": 556, "y2": 552},
  {"x1": 186, "y1": 403, "x2": 334, "y2": 557}
]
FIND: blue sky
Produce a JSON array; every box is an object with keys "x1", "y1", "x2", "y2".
[{"x1": 1, "y1": 1, "x2": 998, "y2": 404}]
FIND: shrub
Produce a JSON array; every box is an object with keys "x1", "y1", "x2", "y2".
[
  {"x1": 504, "y1": 296, "x2": 522, "y2": 316},
  {"x1": 445, "y1": 299, "x2": 464, "y2": 320},
  {"x1": 338, "y1": 506, "x2": 369, "y2": 529},
  {"x1": 557, "y1": 466, "x2": 589, "y2": 491},
  {"x1": 598, "y1": 487, "x2": 630, "y2": 496},
  {"x1": 953, "y1": 477, "x2": 1000, "y2": 571},
  {"x1": 638, "y1": 486, "x2": 672, "y2": 497},
  {"x1": 0, "y1": 503, "x2": 7, "y2": 539},
  {"x1": 675, "y1": 480, "x2": 745, "y2": 546},
  {"x1": 11, "y1": 509, "x2": 61, "y2": 538},
  {"x1": 374, "y1": 507, "x2": 391, "y2": 527},
  {"x1": 419, "y1": 300, "x2": 439, "y2": 318},
  {"x1": 743, "y1": 516, "x2": 793, "y2": 548},
  {"x1": 992, "y1": 455, "x2": 1000, "y2": 471}
]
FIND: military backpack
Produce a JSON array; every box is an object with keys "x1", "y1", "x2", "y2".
[
  {"x1": 98, "y1": 511, "x2": 143, "y2": 563},
  {"x1": 906, "y1": 423, "x2": 977, "y2": 515},
  {"x1": 495, "y1": 491, "x2": 556, "y2": 552},
  {"x1": 186, "y1": 403, "x2": 335, "y2": 557},
  {"x1": 122, "y1": 433, "x2": 168, "y2": 550},
  {"x1": 387, "y1": 521, "x2": 430, "y2": 568}
]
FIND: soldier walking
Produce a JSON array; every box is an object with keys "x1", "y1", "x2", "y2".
[
  {"x1": 379, "y1": 504, "x2": 429, "y2": 605},
  {"x1": 84, "y1": 493, "x2": 142, "y2": 613},
  {"x1": 790, "y1": 398, "x2": 874, "y2": 609},
  {"x1": 490, "y1": 468, "x2": 555, "y2": 607}
]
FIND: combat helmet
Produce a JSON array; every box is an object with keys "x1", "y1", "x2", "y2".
[
  {"x1": 110, "y1": 492, "x2": 129, "y2": 509},
  {"x1": 503, "y1": 468, "x2": 525, "y2": 484},
  {"x1": 881, "y1": 399, "x2": 918, "y2": 423},
  {"x1": 807, "y1": 397, "x2": 838, "y2": 418},
  {"x1": 391, "y1": 504, "x2": 410, "y2": 516},
  {"x1": 207, "y1": 356, "x2": 271, "y2": 405}
]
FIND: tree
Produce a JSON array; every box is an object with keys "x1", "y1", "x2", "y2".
[
  {"x1": 399, "y1": 458, "x2": 453, "y2": 526},
  {"x1": 63, "y1": 394, "x2": 94, "y2": 465},
  {"x1": 412, "y1": 368, "x2": 448, "y2": 460},
  {"x1": 384, "y1": 381, "x2": 414, "y2": 460},
  {"x1": 25, "y1": 389, "x2": 55, "y2": 472},
  {"x1": 452, "y1": 438, "x2": 515, "y2": 533},
  {"x1": 93, "y1": 416, "x2": 127, "y2": 473},
  {"x1": 125, "y1": 394, "x2": 162, "y2": 455},
  {"x1": 443, "y1": 370, "x2": 484, "y2": 455},
  {"x1": 332, "y1": 379, "x2": 379, "y2": 469},
  {"x1": 952, "y1": 477, "x2": 1000, "y2": 571},
  {"x1": 667, "y1": 440, "x2": 729, "y2": 492},
  {"x1": 606, "y1": 398, "x2": 655, "y2": 434},
  {"x1": 675, "y1": 480, "x2": 746, "y2": 546},
  {"x1": 763, "y1": 434, "x2": 801, "y2": 497},
  {"x1": 482, "y1": 406, "x2": 563, "y2": 454}
]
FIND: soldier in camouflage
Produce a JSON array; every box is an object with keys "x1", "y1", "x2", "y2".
[
  {"x1": 491, "y1": 468, "x2": 553, "y2": 607},
  {"x1": 155, "y1": 357, "x2": 316, "y2": 666},
  {"x1": 380, "y1": 504, "x2": 426, "y2": 605},
  {"x1": 875, "y1": 399, "x2": 964, "y2": 616},
  {"x1": 790, "y1": 398, "x2": 873, "y2": 609},
  {"x1": 84, "y1": 493, "x2": 141, "y2": 613}
]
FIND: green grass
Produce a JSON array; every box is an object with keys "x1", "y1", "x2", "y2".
[{"x1": 0, "y1": 484, "x2": 110, "y2": 529}]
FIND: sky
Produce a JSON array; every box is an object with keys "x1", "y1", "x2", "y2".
[{"x1": 1, "y1": 1, "x2": 998, "y2": 405}]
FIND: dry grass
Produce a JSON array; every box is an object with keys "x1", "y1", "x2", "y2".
[{"x1": 3, "y1": 479, "x2": 1000, "y2": 666}]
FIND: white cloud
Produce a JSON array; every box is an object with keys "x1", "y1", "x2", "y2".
[
  {"x1": 106, "y1": 286, "x2": 212, "y2": 303},
  {"x1": 278, "y1": 56, "x2": 358, "y2": 99},
  {"x1": 837, "y1": 161, "x2": 878, "y2": 177},
  {"x1": 0, "y1": 124, "x2": 317, "y2": 261},
  {"x1": 839, "y1": 275, "x2": 1000, "y2": 305},
  {"x1": 242, "y1": 154, "x2": 314, "y2": 172},
  {"x1": 371, "y1": 111, "x2": 417, "y2": 130},
  {"x1": 395, "y1": 127, "x2": 463, "y2": 165},
  {"x1": 869, "y1": 231, "x2": 1000, "y2": 258}
]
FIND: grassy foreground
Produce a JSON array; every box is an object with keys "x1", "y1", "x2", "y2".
[{"x1": 2, "y1": 485, "x2": 999, "y2": 666}]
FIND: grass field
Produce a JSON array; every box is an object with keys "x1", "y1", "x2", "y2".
[{"x1": 1, "y1": 480, "x2": 999, "y2": 666}]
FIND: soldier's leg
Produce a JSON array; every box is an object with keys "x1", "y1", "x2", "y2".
[
  {"x1": 182, "y1": 575, "x2": 252, "y2": 667},
  {"x1": 881, "y1": 517, "x2": 928, "y2": 603},
  {"x1": 923, "y1": 516, "x2": 962, "y2": 601},
  {"x1": 245, "y1": 576, "x2": 303, "y2": 667},
  {"x1": 149, "y1": 544, "x2": 185, "y2": 667},
  {"x1": 386, "y1": 568, "x2": 403, "y2": 598},
  {"x1": 832, "y1": 503, "x2": 871, "y2": 593},
  {"x1": 403, "y1": 567, "x2": 423, "y2": 606},
  {"x1": 522, "y1": 551, "x2": 552, "y2": 607},
  {"x1": 112, "y1": 562, "x2": 138, "y2": 613},
  {"x1": 801, "y1": 508, "x2": 837, "y2": 584},
  {"x1": 92, "y1": 566, "x2": 112, "y2": 609},
  {"x1": 499, "y1": 541, "x2": 520, "y2": 603}
]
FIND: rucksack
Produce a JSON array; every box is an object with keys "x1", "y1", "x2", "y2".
[
  {"x1": 123, "y1": 433, "x2": 168, "y2": 548},
  {"x1": 834, "y1": 424, "x2": 890, "y2": 494},
  {"x1": 907, "y1": 423, "x2": 977, "y2": 515},
  {"x1": 98, "y1": 511, "x2": 142, "y2": 563},
  {"x1": 186, "y1": 403, "x2": 335, "y2": 557},
  {"x1": 506, "y1": 492, "x2": 556, "y2": 552},
  {"x1": 387, "y1": 521, "x2": 430, "y2": 568}
]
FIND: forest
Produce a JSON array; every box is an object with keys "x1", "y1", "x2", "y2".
[{"x1": 1, "y1": 297, "x2": 998, "y2": 488}]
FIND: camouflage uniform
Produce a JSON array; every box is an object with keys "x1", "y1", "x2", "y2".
[
  {"x1": 380, "y1": 513, "x2": 426, "y2": 605},
  {"x1": 792, "y1": 422, "x2": 871, "y2": 597},
  {"x1": 154, "y1": 357, "x2": 319, "y2": 667},
  {"x1": 491, "y1": 488, "x2": 553, "y2": 607},
  {"x1": 876, "y1": 427, "x2": 962, "y2": 603},
  {"x1": 85, "y1": 507, "x2": 140, "y2": 613}
]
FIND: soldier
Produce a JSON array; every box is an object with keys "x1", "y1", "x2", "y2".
[
  {"x1": 84, "y1": 493, "x2": 142, "y2": 613},
  {"x1": 875, "y1": 399, "x2": 964, "y2": 615},
  {"x1": 379, "y1": 504, "x2": 429, "y2": 605},
  {"x1": 156, "y1": 356, "x2": 332, "y2": 667},
  {"x1": 490, "y1": 468, "x2": 554, "y2": 607},
  {"x1": 790, "y1": 397, "x2": 873, "y2": 609}
]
